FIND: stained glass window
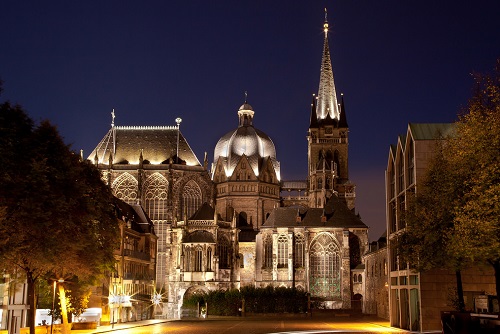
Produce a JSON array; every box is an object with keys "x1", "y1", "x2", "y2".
[
  {"x1": 112, "y1": 173, "x2": 138, "y2": 204},
  {"x1": 309, "y1": 233, "x2": 341, "y2": 299},
  {"x1": 182, "y1": 180, "x2": 202, "y2": 220}
]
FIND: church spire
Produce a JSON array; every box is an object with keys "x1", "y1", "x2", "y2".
[{"x1": 316, "y1": 8, "x2": 340, "y2": 121}]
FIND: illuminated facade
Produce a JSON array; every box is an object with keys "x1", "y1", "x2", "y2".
[
  {"x1": 87, "y1": 11, "x2": 368, "y2": 319},
  {"x1": 88, "y1": 124, "x2": 213, "y2": 292}
]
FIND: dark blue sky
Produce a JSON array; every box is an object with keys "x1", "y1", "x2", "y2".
[{"x1": 2, "y1": 1, "x2": 499, "y2": 240}]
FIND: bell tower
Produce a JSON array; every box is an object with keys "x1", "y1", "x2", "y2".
[{"x1": 307, "y1": 9, "x2": 355, "y2": 210}]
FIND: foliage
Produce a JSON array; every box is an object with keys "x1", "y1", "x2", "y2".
[
  {"x1": 0, "y1": 102, "x2": 120, "y2": 334},
  {"x1": 398, "y1": 59, "x2": 500, "y2": 307},
  {"x1": 448, "y1": 59, "x2": 500, "y2": 298}
]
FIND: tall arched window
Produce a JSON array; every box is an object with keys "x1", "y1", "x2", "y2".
[
  {"x1": 218, "y1": 236, "x2": 230, "y2": 269},
  {"x1": 294, "y1": 233, "x2": 305, "y2": 268},
  {"x1": 182, "y1": 180, "x2": 202, "y2": 220},
  {"x1": 112, "y1": 173, "x2": 138, "y2": 204},
  {"x1": 194, "y1": 246, "x2": 203, "y2": 272},
  {"x1": 143, "y1": 173, "x2": 168, "y2": 220},
  {"x1": 277, "y1": 234, "x2": 288, "y2": 268},
  {"x1": 207, "y1": 247, "x2": 212, "y2": 271},
  {"x1": 264, "y1": 235, "x2": 273, "y2": 269},
  {"x1": 309, "y1": 233, "x2": 341, "y2": 298}
]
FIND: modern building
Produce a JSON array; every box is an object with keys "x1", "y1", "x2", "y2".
[{"x1": 385, "y1": 123, "x2": 496, "y2": 331}]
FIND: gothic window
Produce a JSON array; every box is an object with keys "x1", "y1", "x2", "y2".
[
  {"x1": 353, "y1": 274, "x2": 358, "y2": 283},
  {"x1": 264, "y1": 235, "x2": 273, "y2": 269},
  {"x1": 184, "y1": 246, "x2": 191, "y2": 272},
  {"x1": 293, "y1": 233, "x2": 305, "y2": 268},
  {"x1": 207, "y1": 247, "x2": 212, "y2": 271},
  {"x1": 325, "y1": 176, "x2": 331, "y2": 189},
  {"x1": 182, "y1": 180, "x2": 202, "y2": 220},
  {"x1": 218, "y1": 235, "x2": 231, "y2": 269},
  {"x1": 143, "y1": 173, "x2": 168, "y2": 220},
  {"x1": 358, "y1": 274, "x2": 362, "y2": 283},
  {"x1": 309, "y1": 233, "x2": 341, "y2": 299},
  {"x1": 194, "y1": 246, "x2": 203, "y2": 272},
  {"x1": 317, "y1": 178, "x2": 322, "y2": 189},
  {"x1": 277, "y1": 234, "x2": 288, "y2": 268},
  {"x1": 112, "y1": 173, "x2": 138, "y2": 204}
]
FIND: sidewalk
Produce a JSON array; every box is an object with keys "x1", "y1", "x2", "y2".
[{"x1": 71, "y1": 319, "x2": 170, "y2": 334}]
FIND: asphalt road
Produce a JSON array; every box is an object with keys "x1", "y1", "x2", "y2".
[{"x1": 85, "y1": 315, "x2": 410, "y2": 334}]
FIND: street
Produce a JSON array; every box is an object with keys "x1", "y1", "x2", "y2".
[{"x1": 76, "y1": 315, "x2": 410, "y2": 334}]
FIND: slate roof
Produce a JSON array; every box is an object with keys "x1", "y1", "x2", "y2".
[
  {"x1": 184, "y1": 230, "x2": 216, "y2": 243},
  {"x1": 88, "y1": 126, "x2": 201, "y2": 166},
  {"x1": 409, "y1": 123, "x2": 454, "y2": 140},
  {"x1": 263, "y1": 193, "x2": 367, "y2": 229},
  {"x1": 114, "y1": 198, "x2": 155, "y2": 234}
]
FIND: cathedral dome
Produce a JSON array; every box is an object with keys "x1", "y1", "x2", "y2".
[{"x1": 212, "y1": 102, "x2": 279, "y2": 178}]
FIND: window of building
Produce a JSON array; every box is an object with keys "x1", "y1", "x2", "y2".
[
  {"x1": 182, "y1": 180, "x2": 202, "y2": 220},
  {"x1": 294, "y1": 233, "x2": 305, "y2": 268},
  {"x1": 264, "y1": 235, "x2": 273, "y2": 269},
  {"x1": 309, "y1": 233, "x2": 341, "y2": 299},
  {"x1": 218, "y1": 236, "x2": 231, "y2": 269},
  {"x1": 407, "y1": 138, "x2": 415, "y2": 185},
  {"x1": 358, "y1": 274, "x2": 362, "y2": 283},
  {"x1": 143, "y1": 173, "x2": 168, "y2": 220},
  {"x1": 113, "y1": 173, "x2": 138, "y2": 204},
  {"x1": 207, "y1": 247, "x2": 212, "y2": 271},
  {"x1": 353, "y1": 274, "x2": 358, "y2": 283},
  {"x1": 277, "y1": 234, "x2": 288, "y2": 268},
  {"x1": 397, "y1": 150, "x2": 404, "y2": 193},
  {"x1": 194, "y1": 246, "x2": 203, "y2": 272}
]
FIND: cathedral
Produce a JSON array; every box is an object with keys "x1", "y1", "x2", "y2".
[{"x1": 88, "y1": 14, "x2": 368, "y2": 319}]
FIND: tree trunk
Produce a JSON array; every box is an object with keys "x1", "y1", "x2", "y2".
[
  {"x1": 26, "y1": 271, "x2": 36, "y2": 334},
  {"x1": 492, "y1": 260, "x2": 500, "y2": 303},
  {"x1": 59, "y1": 284, "x2": 71, "y2": 334},
  {"x1": 456, "y1": 270, "x2": 465, "y2": 312}
]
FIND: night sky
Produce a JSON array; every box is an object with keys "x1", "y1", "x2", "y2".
[{"x1": 2, "y1": 1, "x2": 499, "y2": 241}]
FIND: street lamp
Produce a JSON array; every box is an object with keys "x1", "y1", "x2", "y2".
[
  {"x1": 50, "y1": 279, "x2": 64, "y2": 334},
  {"x1": 175, "y1": 117, "x2": 182, "y2": 164}
]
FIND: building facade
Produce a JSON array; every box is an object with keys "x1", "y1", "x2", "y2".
[
  {"x1": 87, "y1": 13, "x2": 368, "y2": 319},
  {"x1": 385, "y1": 123, "x2": 496, "y2": 331}
]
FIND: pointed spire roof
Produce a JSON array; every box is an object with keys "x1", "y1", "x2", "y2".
[
  {"x1": 309, "y1": 94, "x2": 318, "y2": 128},
  {"x1": 338, "y1": 93, "x2": 348, "y2": 128},
  {"x1": 316, "y1": 8, "x2": 340, "y2": 121}
]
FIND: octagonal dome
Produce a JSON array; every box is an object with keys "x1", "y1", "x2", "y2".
[{"x1": 212, "y1": 102, "x2": 280, "y2": 178}]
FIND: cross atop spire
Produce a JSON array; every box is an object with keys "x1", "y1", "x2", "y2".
[
  {"x1": 324, "y1": 8, "x2": 329, "y2": 35},
  {"x1": 111, "y1": 109, "x2": 116, "y2": 127}
]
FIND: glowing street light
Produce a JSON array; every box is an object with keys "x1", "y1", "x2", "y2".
[
  {"x1": 50, "y1": 279, "x2": 64, "y2": 334},
  {"x1": 175, "y1": 117, "x2": 182, "y2": 164}
]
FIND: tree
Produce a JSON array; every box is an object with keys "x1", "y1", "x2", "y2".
[
  {"x1": 0, "y1": 102, "x2": 120, "y2": 334},
  {"x1": 398, "y1": 59, "x2": 500, "y2": 310},
  {"x1": 448, "y1": 59, "x2": 500, "y2": 299},
  {"x1": 398, "y1": 138, "x2": 467, "y2": 311}
]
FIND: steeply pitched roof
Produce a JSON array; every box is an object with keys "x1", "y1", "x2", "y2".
[
  {"x1": 263, "y1": 193, "x2": 367, "y2": 229},
  {"x1": 189, "y1": 202, "x2": 215, "y2": 220},
  {"x1": 114, "y1": 198, "x2": 155, "y2": 234},
  {"x1": 88, "y1": 126, "x2": 201, "y2": 166},
  {"x1": 184, "y1": 230, "x2": 216, "y2": 243}
]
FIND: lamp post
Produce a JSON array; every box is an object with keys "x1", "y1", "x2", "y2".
[
  {"x1": 50, "y1": 279, "x2": 64, "y2": 334},
  {"x1": 175, "y1": 117, "x2": 182, "y2": 164}
]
